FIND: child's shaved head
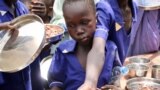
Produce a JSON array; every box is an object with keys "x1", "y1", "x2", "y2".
[{"x1": 63, "y1": 0, "x2": 96, "y2": 14}]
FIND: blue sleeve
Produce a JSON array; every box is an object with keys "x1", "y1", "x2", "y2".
[
  {"x1": 48, "y1": 49, "x2": 66, "y2": 89},
  {"x1": 158, "y1": 10, "x2": 160, "y2": 30},
  {"x1": 95, "y1": 1, "x2": 115, "y2": 41},
  {"x1": 106, "y1": 41, "x2": 122, "y2": 67}
]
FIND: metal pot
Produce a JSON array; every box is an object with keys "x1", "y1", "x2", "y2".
[
  {"x1": 152, "y1": 64, "x2": 160, "y2": 79},
  {"x1": 126, "y1": 63, "x2": 149, "y2": 78}
]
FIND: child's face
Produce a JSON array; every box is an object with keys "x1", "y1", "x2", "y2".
[{"x1": 63, "y1": 1, "x2": 96, "y2": 45}]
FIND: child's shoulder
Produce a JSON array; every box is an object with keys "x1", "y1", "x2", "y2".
[
  {"x1": 57, "y1": 40, "x2": 76, "y2": 53},
  {"x1": 96, "y1": 0, "x2": 114, "y2": 18}
]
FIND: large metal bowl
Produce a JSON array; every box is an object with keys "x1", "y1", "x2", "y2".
[
  {"x1": 126, "y1": 63, "x2": 149, "y2": 78},
  {"x1": 126, "y1": 77, "x2": 160, "y2": 90},
  {"x1": 0, "y1": 14, "x2": 45, "y2": 72}
]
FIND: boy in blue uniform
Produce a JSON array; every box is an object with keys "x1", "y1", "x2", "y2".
[
  {"x1": 0, "y1": 0, "x2": 45, "y2": 90},
  {"x1": 48, "y1": 0, "x2": 121, "y2": 90},
  {"x1": 47, "y1": 0, "x2": 137, "y2": 89},
  {"x1": 0, "y1": 0, "x2": 32, "y2": 90},
  {"x1": 95, "y1": 0, "x2": 137, "y2": 63}
]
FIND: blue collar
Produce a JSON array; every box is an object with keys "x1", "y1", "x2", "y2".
[
  {"x1": 0, "y1": 0, "x2": 22, "y2": 16},
  {"x1": 58, "y1": 40, "x2": 77, "y2": 53}
]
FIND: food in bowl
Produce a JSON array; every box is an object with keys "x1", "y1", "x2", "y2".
[{"x1": 45, "y1": 24, "x2": 64, "y2": 43}]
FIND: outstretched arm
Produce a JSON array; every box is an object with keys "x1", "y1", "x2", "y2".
[
  {"x1": 0, "y1": 22, "x2": 14, "y2": 30},
  {"x1": 86, "y1": 37, "x2": 106, "y2": 88},
  {"x1": 78, "y1": 1, "x2": 114, "y2": 89}
]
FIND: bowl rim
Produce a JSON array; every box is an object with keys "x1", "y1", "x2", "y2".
[
  {"x1": 126, "y1": 77, "x2": 160, "y2": 89},
  {"x1": 129, "y1": 57, "x2": 150, "y2": 63}
]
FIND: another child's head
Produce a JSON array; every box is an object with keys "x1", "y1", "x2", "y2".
[{"x1": 63, "y1": 0, "x2": 96, "y2": 46}]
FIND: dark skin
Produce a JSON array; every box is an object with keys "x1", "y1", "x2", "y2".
[
  {"x1": 51, "y1": 1, "x2": 96, "y2": 90},
  {"x1": 79, "y1": 0, "x2": 132, "y2": 90},
  {"x1": 30, "y1": 0, "x2": 54, "y2": 23},
  {"x1": 117, "y1": 0, "x2": 132, "y2": 33}
]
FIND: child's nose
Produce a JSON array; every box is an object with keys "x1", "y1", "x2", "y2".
[{"x1": 76, "y1": 26, "x2": 84, "y2": 35}]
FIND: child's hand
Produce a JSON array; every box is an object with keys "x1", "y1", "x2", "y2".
[
  {"x1": 0, "y1": 22, "x2": 15, "y2": 30},
  {"x1": 77, "y1": 83, "x2": 98, "y2": 90},
  {"x1": 100, "y1": 85, "x2": 123, "y2": 90},
  {"x1": 30, "y1": 0, "x2": 47, "y2": 17}
]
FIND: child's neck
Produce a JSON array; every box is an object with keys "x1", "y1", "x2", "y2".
[
  {"x1": 76, "y1": 43, "x2": 92, "y2": 71},
  {"x1": 77, "y1": 44, "x2": 92, "y2": 52}
]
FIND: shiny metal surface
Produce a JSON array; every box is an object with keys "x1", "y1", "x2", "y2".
[
  {"x1": 139, "y1": 5, "x2": 160, "y2": 10},
  {"x1": 129, "y1": 57, "x2": 150, "y2": 64},
  {"x1": 152, "y1": 65, "x2": 160, "y2": 79},
  {"x1": 127, "y1": 77, "x2": 160, "y2": 90},
  {"x1": 126, "y1": 63, "x2": 149, "y2": 78},
  {"x1": 0, "y1": 14, "x2": 45, "y2": 72},
  {"x1": 40, "y1": 55, "x2": 52, "y2": 80},
  {"x1": 137, "y1": 0, "x2": 160, "y2": 10}
]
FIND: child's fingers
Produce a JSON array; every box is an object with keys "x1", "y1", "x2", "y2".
[
  {"x1": 31, "y1": 9, "x2": 45, "y2": 13},
  {"x1": 30, "y1": 5, "x2": 46, "y2": 9},
  {"x1": 31, "y1": 1, "x2": 45, "y2": 6}
]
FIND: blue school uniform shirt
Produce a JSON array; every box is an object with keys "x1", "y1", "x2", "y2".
[
  {"x1": 94, "y1": 0, "x2": 137, "y2": 63},
  {"x1": 48, "y1": 40, "x2": 121, "y2": 90},
  {"x1": 127, "y1": 9, "x2": 160, "y2": 56},
  {"x1": 0, "y1": 0, "x2": 31, "y2": 90}
]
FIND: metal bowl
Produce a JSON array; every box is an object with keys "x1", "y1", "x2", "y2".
[
  {"x1": 129, "y1": 57, "x2": 150, "y2": 64},
  {"x1": 0, "y1": 14, "x2": 45, "y2": 72},
  {"x1": 126, "y1": 63, "x2": 149, "y2": 78},
  {"x1": 126, "y1": 77, "x2": 160, "y2": 90},
  {"x1": 45, "y1": 24, "x2": 64, "y2": 44},
  {"x1": 137, "y1": 0, "x2": 160, "y2": 10},
  {"x1": 152, "y1": 64, "x2": 160, "y2": 79},
  {"x1": 40, "y1": 55, "x2": 52, "y2": 80}
]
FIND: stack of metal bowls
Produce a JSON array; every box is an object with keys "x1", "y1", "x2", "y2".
[
  {"x1": 126, "y1": 57, "x2": 150, "y2": 78},
  {"x1": 126, "y1": 63, "x2": 149, "y2": 78}
]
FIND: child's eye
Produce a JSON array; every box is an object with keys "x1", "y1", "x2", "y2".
[
  {"x1": 81, "y1": 20, "x2": 90, "y2": 25},
  {"x1": 67, "y1": 24, "x2": 75, "y2": 28}
]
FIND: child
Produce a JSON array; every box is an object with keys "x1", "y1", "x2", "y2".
[
  {"x1": 0, "y1": 0, "x2": 46, "y2": 90},
  {"x1": 48, "y1": 0, "x2": 121, "y2": 90},
  {"x1": 0, "y1": 0, "x2": 32, "y2": 90},
  {"x1": 30, "y1": 0, "x2": 54, "y2": 23}
]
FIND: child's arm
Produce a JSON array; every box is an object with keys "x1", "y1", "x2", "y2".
[{"x1": 78, "y1": 1, "x2": 115, "y2": 89}]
